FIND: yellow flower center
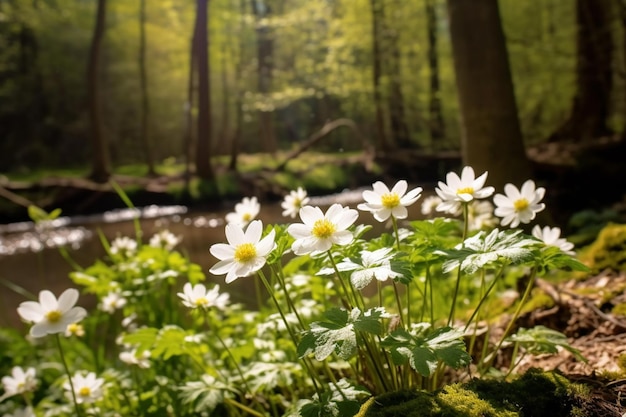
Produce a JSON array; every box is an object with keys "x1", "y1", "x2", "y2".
[
  {"x1": 381, "y1": 193, "x2": 400, "y2": 209},
  {"x1": 234, "y1": 243, "x2": 257, "y2": 263},
  {"x1": 79, "y1": 387, "x2": 91, "y2": 397},
  {"x1": 46, "y1": 310, "x2": 62, "y2": 323},
  {"x1": 293, "y1": 198, "x2": 302, "y2": 208},
  {"x1": 242, "y1": 213, "x2": 252, "y2": 222},
  {"x1": 67, "y1": 323, "x2": 81, "y2": 335},
  {"x1": 194, "y1": 297, "x2": 208, "y2": 307},
  {"x1": 513, "y1": 198, "x2": 529, "y2": 212},
  {"x1": 312, "y1": 219, "x2": 336, "y2": 239},
  {"x1": 457, "y1": 187, "x2": 474, "y2": 195}
]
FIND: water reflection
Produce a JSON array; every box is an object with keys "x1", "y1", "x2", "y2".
[{"x1": 0, "y1": 189, "x2": 370, "y2": 328}]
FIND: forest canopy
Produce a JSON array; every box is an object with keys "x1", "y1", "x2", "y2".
[{"x1": 0, "y1": 0, "x2": 622, "y2": 184}]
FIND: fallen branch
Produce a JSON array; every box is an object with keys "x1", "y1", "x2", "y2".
[{"x1": 273, "y1": 118, "x2": 374, "y2": 172}]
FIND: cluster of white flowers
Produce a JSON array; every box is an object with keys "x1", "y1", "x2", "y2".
[
  {"x1": 109, "y1": 236, "x2": 138, "y2": 258},
  {"x1": 1, "y1": 366, "x2": 37, "y2": 400},
  {"x1": 206, "y1": 167, "x2": 575, "y2": 287}
]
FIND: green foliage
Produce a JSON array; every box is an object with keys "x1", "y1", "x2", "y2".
[
  {"x1": 507, "y1": 326, "x2": 585, "y2": 361},
  {"x1": 381, "y1": 325, "x2": 471, "y2": 377}
]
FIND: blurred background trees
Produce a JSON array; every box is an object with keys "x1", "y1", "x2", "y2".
[{"x1": 0, "y1": 0, "x2": 622, "y2": 186}]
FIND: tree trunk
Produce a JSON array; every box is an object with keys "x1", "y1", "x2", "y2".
[
  {"x1": 550, "y1": 0, "x2": 613, "y2": 143},
  {"x1": 229, "y1": 0, "x2": 247, "y2": 171},
  {"x1": 370, "y1": 0, "x2": 388, "y2": 151},
  {"x1": 139, "y1": 0, "x2": 156, "y2": 176},
  {"x1": 446, "y1": 0, "x2": 532, "y2": 190},
  {"x1": 87, "y1": 0, "x2": 110, "y2": 183},
  {"x1": 425, "y1": 0, "x2": 445, "y2": 147},
  {"x1": 383, "y1": 2, "x2": 411, "y2": 149},
  {"x1": 251, "y1": 0, "x2": 277, "y2": 153},
  {"x1": 194, "y1": 0, "x2": 215, "y2": 180},
  {"x1": 183, "y1": 5, "x2": 199, "y2": 192}
]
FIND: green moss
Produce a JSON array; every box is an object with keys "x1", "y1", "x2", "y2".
[
  {"x1": 581, "y1": 223, "x2": 626, "y2": 273},
  {"x1": 358, "y1": 370, "x2": 588, "y2": 417}
]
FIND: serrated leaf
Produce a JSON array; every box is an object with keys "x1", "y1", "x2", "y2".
[
  {"x1": 507, "y1": 326, "x2": 586, "y2": 362},
  {"x1": 381, "y1": 325, "x2": 471, "y2": 376},
  {"x1": 122, "y1": 327, "x2": 159, "y2": 354}
]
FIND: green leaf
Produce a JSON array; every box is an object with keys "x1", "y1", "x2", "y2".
[
  {"x1": 442, "y1": 229, "x2": 537, "y2": 274},
  {"x1": 381, "y1": 324, "x2": 471, "y2": 376},
  {"x1": 299, "y1": 308, "x2": 385, "y2": 361},
  {"x1": 122, "y1": 327, "x2": 159, "y2": 354},
  {"x1": 507, "y1": 326, "x2": 586, "y2": 362}
]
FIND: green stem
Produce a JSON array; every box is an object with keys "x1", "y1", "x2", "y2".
[
  {"x1": 484, "y1": 267, "x2": 537, "y2": 370},
  {"x1": 447, "y1": 203, "x2": 469, "y2": 326},
  {"x1": 56, "y1": 334, "x2": 82, "y2": 417},
  {"x1": 258, "y1": 270, "x2": 322, "y2": 396}
]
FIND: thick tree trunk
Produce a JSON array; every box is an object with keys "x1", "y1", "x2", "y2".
[
  {"x1": 447, "y1": 0, "x2": 532, "y2": 190},
  {"x1": 425, "y1": 0, "x2": 445, "y2": 146},
  {"x1": 229, "y1": 0, "x2": 247, "y2": 171},
  {"x1": 87, "y1": 0, "x2": 110, "y2": 183},
  {"x1": 139, "y1": 0, "x2": 156, "y2": 176},
  {"x1": 251, "y1": 0, "x2": 277, "y2": 153},
  {"x1": 550, "y1": 0, "x2": 613, "y2": 143},
  {"x1": 194, "y1": 0, "x2": 215, "y2": 180}
]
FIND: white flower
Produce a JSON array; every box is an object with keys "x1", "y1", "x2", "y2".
[
  {"x1": 420, "y1": 195, "x2": 443, "y2": 216},
  {"x1": 287, "y1": 204, "x2": 358, "y2": 255},
  {"x1": 532, "y1": 225, "x2": 575, "y2": 255},
  {"x1": 119, "y1": 349, "x2": 151, "y2": 369},
  {"x1": 435, "y1": 166, "x2": 495, "y2": 214},
  {"x1": 281, "y1": 187, "x2": 310, "y2": 218},
  {"x1": 109, "y1": 236, "x2": 137, "y2": 258},
  {"x1": 149, "y1": 230, "x2": 181, "y2": 250},
  {"x1": 1, "y1": 367, "x2": 37, "y2": 398},
  {"x1": 65, "y1": 323, "x2": 85, "y2": 337},
  {"x1": 493, "y1": 180, "x2": 546, "y2": 228},
  {"x1": 357, "y1": 180, "x2": 422, "y2": 222},
  {"x1": 320, "y1": 248, "x2": 402, "y2": 290},
  {"x1": 2, "y1": 407, "x2": 36, "y2": 417},
  {"x1": 17, "y1": 289, "x2": 87, "y2": 338},
  {"x1": 225, "y1": 196, "x2": 260, "y2": 227},
  {"x1": 209, "y1": 220, "x2": 276, "y2": 283},
  {"x1": 100, "y1": 291, "x2": 127, "y2": 314},
  {"x1": 64, "y1": 372, "x2": 104, "y2": 404},
  {"x1": 467, "y1": 200, "x2": 498, "y2": 231},
  {"x1": 177, "y1": 283, "x2": 230, "y2": 310}
]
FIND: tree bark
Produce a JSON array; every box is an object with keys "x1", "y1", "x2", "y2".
[
  {"x1": 183, "y1": 4, "x2": 199, "y2": 191},
  {"x1": 87, "y1": 0, "x2": 111, "y2": 183},
  {"x1": 251, "y1": 0, "x2": 277, "y2": 153},
  {"x1": 383, "y1": 2, "x2": 411, "y2": 149},
  {"x1": 139, "y1": 0, "x2": 156, "y2": 176},
  {"x1": 194, "y1": 0, "x2": 215, "y2": 180},
  {"x1": 550, "y1": 0, "x2": 613, "y2": 143},
  {"x1": 370, "y1": 0, "x2": 389, "y2": 151},
  {"x1": 425, "y1": 0, "x2": 445, "y2": 146},
  {"x1": 446, "y1": 0, "x2": 532, "y2": 190}
]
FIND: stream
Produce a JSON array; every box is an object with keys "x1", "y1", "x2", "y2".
[{"x1": 0, "y1": 189, "x2": 377, "y2": 328}]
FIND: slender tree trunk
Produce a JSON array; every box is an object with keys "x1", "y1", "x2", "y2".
[
  {"x1": 550, "y1": 0, "x2": 613, "y2": 143},
  {"x1": 370, "y1": 0, "x2": 388, "y2": 151},
  {"x1": 195, "y1": 0, "x2": 215, "y2": 180},
  {"x1": 183, "y1": 7, "x2": 199, "y2": 191},
  {"x1": 251, "y1": 0, "x2": 277, "y2": 153},
  {"x1": 229, "y1": 0, "x2": 247, "y2": 171},
  {"x1": 382, "y1": 2, "x2": 411, "y2": 149},
  {"x1": 447, "y1": 0, "x2": 531, "y2": 189},
  {"x1": 139, "y1": 0, "x2": 156, "y2": 176},
  {"x1": 87, "y1": 0, "x2": 110, "y2": 183},
  {"x1": 425, "y1": 0, "x2": 445, "y2": 147}
]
